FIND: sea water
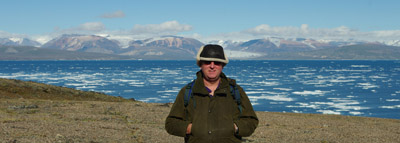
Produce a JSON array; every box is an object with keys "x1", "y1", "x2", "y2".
[{"x1": 0, "y1": 60, "x2": 399, "y2": 119}]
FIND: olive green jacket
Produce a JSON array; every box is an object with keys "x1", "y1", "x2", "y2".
[{"x1": 165, "y1": 71, "x2": 259, "y2": 143}]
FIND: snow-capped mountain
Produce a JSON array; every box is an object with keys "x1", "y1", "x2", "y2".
[
  {"x1": 210, "y1": 37, "x2": 388, "y2": 59},
  {"x1": 0, "y1": 38, "x2": 41, "y2": 47},
  {"x1": 120, "y1": 36, "x2": 203, "y2": 59},
  {"x1": 220, "y1": 38, "x2": 319, "y2": 58},
  {"x1": 41, "y1": 34, "x2": 122, "y2": 54},
  {"x1": 383, "y1": 40, "x2": 400, "y2": 47}
]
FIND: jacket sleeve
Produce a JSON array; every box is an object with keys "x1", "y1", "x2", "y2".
[
  {"x1": 233, "y1": 86, "x2": 259, "y2": 137},
  {"x1": 165, "y1": 87, "x2": 191, "y2": 137}
]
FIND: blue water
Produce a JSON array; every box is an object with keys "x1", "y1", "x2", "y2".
[{"x1": 0, "y1": 60, "x2": 399, "y2": 119}]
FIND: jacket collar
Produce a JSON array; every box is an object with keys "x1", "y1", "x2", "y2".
[{"x1": 192, "y1": 70, "x2": 230, "y2": 96}]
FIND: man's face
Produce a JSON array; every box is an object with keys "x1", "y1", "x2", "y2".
[{"x1": 200, "y1": 61, "x2": 224, "y2": 82}]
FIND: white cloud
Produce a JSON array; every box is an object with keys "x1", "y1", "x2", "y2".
[
  {"x1": 50, "y1": 22, "x2": 106, "y2": 36},
  {"x1": 131, "y1": 21, "x2": 192, "y2": 35},
  {"x1": 203, "y1": 24, "x2": 400, "y2": 43},
  {"x1": 101, "y1": 10, "x2": 125, "y2": 18},
  {"x1": 2, "y1": 21, "x2": 400, "y2": 45},
  {"x1": 371, "y1": 30, "x2": 400, "y2": 39},
  {"x1": 0, "y1": 30, "x2": 13, "y2": 38},
  {"x1": 12, "y1": 22, "x2": 108, "y2": 44},
  {"x1": 0, "y1": 30, "x2": 27, "y2": 38},
  {"x1": 244, "y1": 24, "x2": 342, "y2": 38},
  {"x1": 78, "y1": 22, "x2": 106, "y2": 32},
  {"x1": 300, "y1": 24, "x2": 308, "y2": 32},
  {"x1": 34, "y1": 21, "x2": 194, "y2": 46}
]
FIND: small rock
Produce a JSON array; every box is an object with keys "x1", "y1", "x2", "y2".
[
  {"x1": 26, "y1": 105, "x2": 39, "y2": 109},
  {"x1": 8, "y1": 104, "x2": 39, "y2": 110},
  {"x1": 158, "y1": 103, "x2": 171, "y2": 107},
  {"x1": 56, "y1": 134, "x2": 64, "y2": 139}
]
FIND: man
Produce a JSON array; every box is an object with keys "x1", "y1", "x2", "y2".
[{"x1": 165, "y1": 44, "x2": 258, "y2": 143}]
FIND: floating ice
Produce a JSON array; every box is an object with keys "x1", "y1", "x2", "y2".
[
  {"x1": 248, "y1": 95, "x2": 294, "y2": 102},
  {"x1": 329, "y1": 79, "x2": 355, "y2": 83},
  {"x1": 273, "y1": 88, "x2": 293, "y2": 91},
  {"x1": 128, "y1": 81, "x2": 145, "y2": 87},
  {"x1": 133, "y1": 70, "x2": 153, "y2": 73},
  {"x1": 369, "y1": 75, "x2": 386, "y2": 79},
  {"x1": 351, "y1": 65, "x2": 370, "y2": 68},
  {"x1": 149, "y1": 79, "x2": 165, "y2": 84},
  {"x1": 317, "y1": 110, "x2": 341, "y2": 115},
  {"x1": 139, "y1": 97, "x2": 162, "y2": 102},
  {"x1": 246, "y1": 91, "x2": 270, "y2": 95},
  {"x1": 357, "y1": 83, "x2": 379, "y2": 89},
  {"x1": 255, "y1": 81, "x2": 280, "y2": 86},
  {"x1": 0, "y1": 75, "x2": 18, "y2": 78},
  {"x1": 326, "y1": 98, "x2": 369, "y2": 111},
  {"x1": 349, "y1": 111, "x2": 363, "y2": 115},
  {"x1": 157, "y1": 89, "x2": 180, "y2": 93},
  {"x1": 292, "y1": 110, "x2": 303, "y2": 113},
  {"x1": 295, "y1": 73, "x2": 315, "y2": 75},
  {"x1": 292, "y1": 90, "x2": 330, "y2": 96},
  {"x1": 161, "y1": 69, "x2": 180, "y2": 75},
  {"x1": 325, "y1": 69, "x2": 372, "y2": 72},
  {"x1": 380, "y1": 105, "x2": 400, "y2": 109},
  {"x1": 65, "y1": 83, "x2": 86, "y2": 86},
  {"x1": 123, "y1": 90, "x2": 134, "y2": 93},
  {"x1": 98, "y1": 90, "x2": 115, "y2": 94},
  {"x1": 76, "y1": 86, "x2": 97, "y2": 89},
  {"x1": 286, "y1": 103, "x2": 319, "y2": 109}
]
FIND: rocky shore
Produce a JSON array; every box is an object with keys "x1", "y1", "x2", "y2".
[{"x1": 1, "y1": 78, "x2": 399, "y2": 143}]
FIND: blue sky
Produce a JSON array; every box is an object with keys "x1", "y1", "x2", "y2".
[{"x1": 1, "y1": 0, "x2": 400, "y2": 43}]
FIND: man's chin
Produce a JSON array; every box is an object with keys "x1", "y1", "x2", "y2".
[{"x1": 205, "y1": 76, "x2": 219, "y2": 82}]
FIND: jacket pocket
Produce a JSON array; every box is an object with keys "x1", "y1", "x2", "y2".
[{"x1": 190, "y1": 117, "x2": 207, "y2": 137}]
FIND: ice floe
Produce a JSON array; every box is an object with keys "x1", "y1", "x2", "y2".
[
  {"x1": 357, "y1": 83, "x2": 379, "y2": 89},
  {"x1": 317, "y1": 110, "x2": 341, "y2": 115},
  {"x1": 292, "y1": 90, "x2": 330, "y2": 96},
  {"x1": 380, "y1": 105, "x2": 400, "y2": 109},
  {"x1": 248, "y1": 95, "x2": 294, "y2": 102}
]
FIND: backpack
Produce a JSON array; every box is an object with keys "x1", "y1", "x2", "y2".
[{"x1": 183, "y1": 78, "x2": 243, "y2": 114}]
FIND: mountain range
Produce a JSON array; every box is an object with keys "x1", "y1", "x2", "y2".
[
  {"x1": 0, "y1": 38, "x2": 41, "y2": 47},
  {"x1": 1, "y1": 34, "x2": 400, "y2": 60}
]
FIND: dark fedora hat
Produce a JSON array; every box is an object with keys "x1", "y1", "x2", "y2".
[{"x1": 196, "y1": 44, "x2": 229, "y2": 66}]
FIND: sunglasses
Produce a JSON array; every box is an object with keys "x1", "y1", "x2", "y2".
[{"x1": 202, "y1": 61, "x2": 223, "y2": 66}]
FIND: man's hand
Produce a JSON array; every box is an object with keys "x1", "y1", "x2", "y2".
[
  {"x1": 186, "y1": 123, "x2": 192, "y2": 134},
  {"x1": 234, "y1": 123, "x2": 238, "y2": 134}
]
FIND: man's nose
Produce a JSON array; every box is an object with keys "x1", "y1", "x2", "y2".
[{"x1": 210, "y1": 62, "x2": 215, "y2": 68}]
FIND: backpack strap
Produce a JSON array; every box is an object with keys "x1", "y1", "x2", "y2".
[
  {"x1": 229, "y1": 78, "x2": 243, "y2": 114},
  {"x1": 183, "y1": 80, "x2": 195, "y2": 143},
  {"x1": 184, "y1": 80, "x2": 196, "y2": 108}
]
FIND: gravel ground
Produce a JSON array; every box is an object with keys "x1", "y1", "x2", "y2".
[{"x1": 1, "y1": 99, "x2": 399, "y2": 143}]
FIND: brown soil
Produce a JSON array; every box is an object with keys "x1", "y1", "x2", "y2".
[{"x1": 1, "y1": 78, "x2": 400, "y2": 143}]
